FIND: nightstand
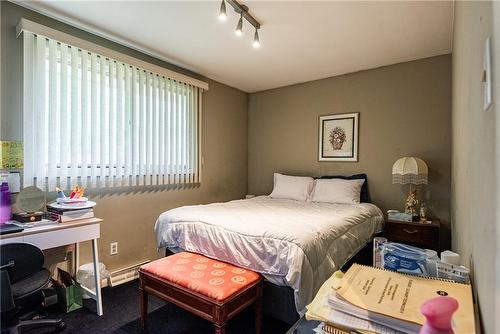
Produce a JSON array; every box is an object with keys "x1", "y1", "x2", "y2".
[{"x1": 383, "y1": 219, "x2": 440, "y2": 252}]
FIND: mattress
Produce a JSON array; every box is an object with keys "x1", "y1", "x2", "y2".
[{"x1": 155, "y1": 196, "x2": 384, "y2": 314}]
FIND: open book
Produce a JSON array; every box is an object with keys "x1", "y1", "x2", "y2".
[{"x1": 334, "y1": 264, "x2": 475, "y2": 334}]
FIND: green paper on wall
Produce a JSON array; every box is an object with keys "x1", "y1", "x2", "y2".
[{"x1": 0, "y1": 141, "x2": 23, "y2": 169}]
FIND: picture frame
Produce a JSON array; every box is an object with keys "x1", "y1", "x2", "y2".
[{"x1": 318, "y1": 112, "x2": 359, "y2": 162}]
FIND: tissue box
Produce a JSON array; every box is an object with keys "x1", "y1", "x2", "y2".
[{"x1": 387, "y1": 210, "x2": 412, "y2": 222}]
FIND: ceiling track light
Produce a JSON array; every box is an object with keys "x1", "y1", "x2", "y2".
[
  {"x1": 218, "y1": 0, "x2": 227, "y2": 21},
  {"x1": 217, "y1": 0, "x2": 262, "y2": 48},
  {"x1": 235, "y1": 14, "x2": 243, "y2": 36},
  {"x1": 252, "y1": 29, "x2": 260, "y2": 48}
]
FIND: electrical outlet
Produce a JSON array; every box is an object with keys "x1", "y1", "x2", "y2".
[{"x1": 110, "y1": 242, "x2": 118, "y2": 256}]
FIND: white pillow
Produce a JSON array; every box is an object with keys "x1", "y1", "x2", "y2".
[
  {"x1": 311, "y1": 178, "x2": 365, "y2": 204},
  {"x1": 269, "y1": 173, "x2": 314, "y2": 201}
]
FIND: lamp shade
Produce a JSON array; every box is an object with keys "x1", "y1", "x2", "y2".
[{"x1": 392, "y1": 157, "x2": 428, "y2": 185}]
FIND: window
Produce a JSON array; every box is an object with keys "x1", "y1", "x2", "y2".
[{"x1": 21, "y1": 25, "x2": 204, "y2": 190}]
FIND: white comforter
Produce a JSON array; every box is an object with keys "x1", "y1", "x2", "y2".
[{"x1": 155, "y1": 196, "x2": 383, "y2": 314}]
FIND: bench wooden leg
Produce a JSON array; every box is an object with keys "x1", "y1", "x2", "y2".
[
  {"x1": 214, "y1": 323, "x2": 226, "y2": 334},
  {"x1": 140, "y1": 287, "x2": 148, "y2": 332}
]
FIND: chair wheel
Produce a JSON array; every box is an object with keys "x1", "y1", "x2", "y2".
[{"x1": 55, "y1": 320, "x2": 66, "y2": 332}]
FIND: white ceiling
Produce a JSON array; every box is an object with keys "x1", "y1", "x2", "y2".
[{"x1": 17, "y1": 1, "x2": 454, "y2": 93}]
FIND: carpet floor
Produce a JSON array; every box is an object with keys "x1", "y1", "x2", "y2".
[{"x1": 34, "y1": 280, "x2": 291, "y2": 334}]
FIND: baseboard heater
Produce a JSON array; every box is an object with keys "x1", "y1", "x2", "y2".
[{"x1": 108, "y1": 260, "x2": 150, "y2": 287}]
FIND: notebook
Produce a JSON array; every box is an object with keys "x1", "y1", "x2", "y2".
[
  {"x1": 0, "y1": 223, "x2": 24, "y2": 235},
  {"x1": 306, "y1": 271, "x2": 404, "y2": 334},
  {"x1": 335, "y1": 264, "x2": 475, "y2": 334}
]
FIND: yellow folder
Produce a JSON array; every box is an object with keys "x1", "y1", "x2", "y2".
[{"x1": 336, "y1": 264, "x2": 475, "y2": 334}]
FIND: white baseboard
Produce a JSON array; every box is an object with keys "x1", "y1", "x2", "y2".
[{"x1": 108, "y1": 260, "x2": 150, "y2": 287}]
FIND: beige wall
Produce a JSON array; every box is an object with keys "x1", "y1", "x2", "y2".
[
  {"x1": 0, "y1": 2, "x2": 248, "y2": 271},
  {"x1": 452, "y1": 1, "x2": 497, "y2": 332},
  {"x1": 248, "y1": 55, "x2": 452, "y2": 248},
  {"x1": 495, "y1": 2, "x2": 500, "y2": 332}
]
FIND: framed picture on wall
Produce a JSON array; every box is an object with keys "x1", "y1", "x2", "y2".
[{"x1": 318, "y1": 112, "x2": 359, "y2": 162}]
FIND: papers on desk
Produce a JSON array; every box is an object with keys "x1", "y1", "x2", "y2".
[
  {"x1": 9, "y1": 219, "x2": 58, "y2": 228},
  {"x1": 306, "y1": 264, "x2": 475, "y2": 334},
  {"x1": 313, "y1": 315, "x2": 403, "y2": 334},
  {"x1": 327, "y1": 294, "x2": 413, "y2": 333},
  {"x1": 306, "y1": 271, "x2": 404, "y2": 334}
]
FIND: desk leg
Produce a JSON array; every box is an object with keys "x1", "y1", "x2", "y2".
[
  {"x1": 92, "y1": 238, "x2": 103, "y2": 316},
  {"x1": 74, "y1": 243, "x2": 80, "y2": 277}
]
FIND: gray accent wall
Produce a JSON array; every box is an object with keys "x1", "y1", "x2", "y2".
[{"x1": 248, "y1": 55, "x2": 452, "y2": 248}]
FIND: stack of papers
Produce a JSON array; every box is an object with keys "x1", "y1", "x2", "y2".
[
  {"x1": 306, "y1": 264, "x2": 475, "y2": 334},
  {"x1": 327, "y1": 293, "x2": 417, "y2": 333},
  {"x1": 305, "y1": 271, "x2": 404, "y2": 334}
]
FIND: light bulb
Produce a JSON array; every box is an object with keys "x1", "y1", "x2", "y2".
[
  {"x1": 218, "y1": 12, "x2": 227, "y2": 21},
  {"x1": 218, "y1": 0, "x2": 227, "y2": 21},
  {"x1": 235, "y1": 15, "x2": 243, "y2": 36},
  {"x1": 252, "y1": 29, "x2": 261, "y2": 48}
]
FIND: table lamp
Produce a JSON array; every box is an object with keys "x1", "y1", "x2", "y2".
[{"x1": 392, "y1": 157, "x2": 428, "y2": 219}]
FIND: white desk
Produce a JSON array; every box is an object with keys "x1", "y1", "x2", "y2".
[{"x1": 0, "y1": 218, "x2": 103, "y2": 316}]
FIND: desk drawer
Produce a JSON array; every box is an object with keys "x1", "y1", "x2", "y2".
[{"x1": 24, "y1": 224, "x2": 100, "y2": 250}]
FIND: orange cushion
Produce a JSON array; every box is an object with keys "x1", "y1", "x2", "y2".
[{"x1": 140, "y1": 252, "x2": 261, "y2": 302}]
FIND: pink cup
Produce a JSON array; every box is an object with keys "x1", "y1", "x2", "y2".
[{"x1": 420, "y1": 296, "x2": 459, "y2": 334}]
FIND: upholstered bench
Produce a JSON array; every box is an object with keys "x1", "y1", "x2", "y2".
[{"x1": 139, "y1": 252, "x2": 263, "y2": 334}]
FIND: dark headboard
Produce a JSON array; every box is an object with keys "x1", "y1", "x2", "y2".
[{"x1": 318, "y1": 174, "x2": 370, "y2": 203}]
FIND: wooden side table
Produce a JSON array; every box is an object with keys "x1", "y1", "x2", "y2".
[{"x1": 383, "y1": 219, "x2": 441, "y2": 252}]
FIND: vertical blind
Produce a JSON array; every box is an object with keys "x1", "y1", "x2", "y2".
[{"x1": 22, "y1": 31, "x2": 202, "y2": 190}]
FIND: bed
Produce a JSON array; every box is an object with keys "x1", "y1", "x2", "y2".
[{"x1": 154, "y1": 195, "x2": 384, "y2": 321}]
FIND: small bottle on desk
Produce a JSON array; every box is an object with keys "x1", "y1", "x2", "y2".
[{"x1": 0, "y1": 177, "x2": 12, "y2": 224}]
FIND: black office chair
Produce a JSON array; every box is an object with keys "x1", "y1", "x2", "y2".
[{"x1": 0, "y1": 243, "x2": 65, "y2": 333}]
